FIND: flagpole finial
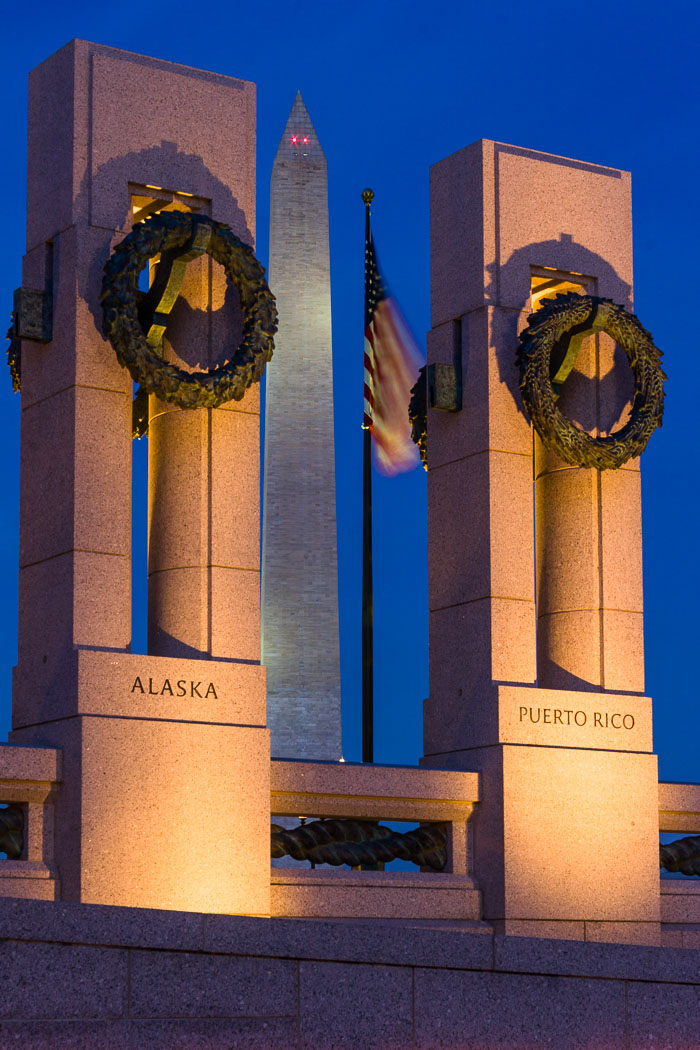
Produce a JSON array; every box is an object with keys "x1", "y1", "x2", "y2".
[{"x1": 361, "y1": 188, "x2": 374, "y2": 206}]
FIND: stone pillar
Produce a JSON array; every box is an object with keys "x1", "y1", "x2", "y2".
[
  {"x1": 148, "y1": 400, "x2": 261, "y2": 663},
  {"x1": 422, "y1": 140, "x2": 659, "y2": 944},
  {"x1": 147, "y1": 241, "x2": 261, "y2": 664},
  {"x1": 14, "y1": 43, "x2": 133, "y2": 718},
  {"x1": 535, "y1": 337, "x2": 643, "y2": 692},
  {"x1": 11, "y1": 40, "x2": 270, "y2": 916}
]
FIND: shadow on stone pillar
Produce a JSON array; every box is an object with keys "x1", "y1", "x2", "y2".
[
  {"x1": 422, "y1": 139, "x2": 660, "y2": 945},
  {"x1": 10, "y1": 39, "x2": 270, "y2": 916}
]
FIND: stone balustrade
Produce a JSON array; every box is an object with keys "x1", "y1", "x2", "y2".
[
  {"x1": 0, "y1": 748, "x2": 696, "y2": 941},
  {"x1": 0, "y1": 744, "x2": 61, "y2": 900},
  {"x1": 659, "y1": 781, "x2": 700, "y2": 833},
  {"x1": 658, "y1": 780, "x2": 700, "y2": 947},
  {"x1": 270, "y1": 758, "x2": 484, "y2": 920}
]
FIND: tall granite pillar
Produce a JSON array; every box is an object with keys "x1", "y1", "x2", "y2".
[
  {"x1": 11, "y1": 40, "x2": 270, "y2": 916},
  {"x1": 262, "y1": 94, "x2": 342, "y2": 760},
  {"x1": 423, "y1": 140, "x2": 659, "y2": 944},
  {"x1": 147, "y1": 236, "x2": 261, "y2": 665}
]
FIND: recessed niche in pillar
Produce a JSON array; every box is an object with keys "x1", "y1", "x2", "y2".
[
  {"x1": 129, "y1": 187, "x2": 210, "y2": 655},
  {"x1": 530, "y1": 268, "x2": 638, "y2": 692}
]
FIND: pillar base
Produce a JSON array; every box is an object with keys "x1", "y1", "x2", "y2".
[
  {"x1": 424, "y1": 683, "x2": 653, "y2": 758},
  {"x1": 423, "y1": 687, "x2": 660, "y2": 944},
  {"x1": 12, "y1": 650, "x2": 271, "y2": 915}
]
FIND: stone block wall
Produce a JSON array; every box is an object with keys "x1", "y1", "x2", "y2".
[{"x1": 0, "y1": 898, "x2": 697, "y2": 1048}]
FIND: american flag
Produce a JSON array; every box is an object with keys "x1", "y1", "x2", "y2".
[{"x1": 363, "y1": 228, "x2": 422, "y2": 476}]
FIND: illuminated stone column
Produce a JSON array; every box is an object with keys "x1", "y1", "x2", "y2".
[
  {"x1": 423, "y1": 141, "x2": 659, "y2": 945},
  {"x1": 262, "y1": 94, "x2": 342, "y2": 759},
  {"x1": 11, "y1": 40, "x2": 270, "y2": 916},
  {"x1": 534, "y1": 324, "x2": 644, "y2": 694},
  {"x1": 147, "y1": 251, "x2": 261, "y2": 665},
  {"x1": 13, "y1": 42, "x2": 133, "y2": 723}
]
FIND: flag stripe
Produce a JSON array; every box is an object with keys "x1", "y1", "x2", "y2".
[{"x1": 363, "y1": 334, "x2": 375, "y2": 428}]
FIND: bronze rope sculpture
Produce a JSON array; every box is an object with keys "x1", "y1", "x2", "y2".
[
  {"x1": 0, "y1": 804, "x2": 697, "y2": 873},
  {"x1": 0, "y1": 805, "x2": 24, "y2": 860},
  {"x1": 271, "y1": 818, "x2": 448, "y2": 870},
  {"x1": 659, "y1": 835, "x2": 700, "y2": 877},
  {"x1": 270, "y1": 817, "x2": 700, "y2": 875}
]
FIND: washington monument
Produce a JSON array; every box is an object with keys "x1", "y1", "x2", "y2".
[{"x1": 262, "y1": 94, "x2": 342, "y2": 760}]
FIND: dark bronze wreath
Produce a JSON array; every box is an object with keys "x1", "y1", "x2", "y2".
[
  {"x1": 409, "y1": 364, "x2": 427, "y2": 469},
  {"x1": 517, "y1": 292, "x2": 665, "y2": 469},
  {"x1": 101, "y1": 210, "x2": 277, "y2": 417}
]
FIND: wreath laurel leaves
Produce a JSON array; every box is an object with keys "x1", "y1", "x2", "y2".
[
  {"x1": 517, "y1": 293, "x2": 665, "y2": 469},
  {"x1": 410, "y1": 294, "x2": 664, "y2": 471},
  {"x1": 100, "y1": 210, "x2": 277, "y2": 432}
]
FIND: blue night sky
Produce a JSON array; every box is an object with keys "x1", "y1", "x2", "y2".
[{"x1": 0, "y1": 1, "x2": 698, "y2": 782}]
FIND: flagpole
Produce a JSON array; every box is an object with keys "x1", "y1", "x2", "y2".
[{"x1": 361, "y1": 187, "x2": 374, "y2": 764}]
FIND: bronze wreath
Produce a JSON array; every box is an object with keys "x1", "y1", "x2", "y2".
[
  {"x1": 409, "y1": 364, "x2": 427, "y2": 468},
  {"x1": 100, "y1": 210, "x2": 277, "y2": 417},
  {"x1": 517, "y1": 292, "x2": 665, "y2": 470},
  {"x1": 5, "y1": 324, "x2": 20, "y2": 392}
]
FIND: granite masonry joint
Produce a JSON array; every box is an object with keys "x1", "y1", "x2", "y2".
[
  {"x1": 460, "y1": 303, "x2": 524, "y2": 317},
  {"x1": 21, "y1": 383, "x2": 130, "y2": 413},
  {"x1": 1, "y1": 898, "x2": 699, "y2": 982},
  {"x1": 75, "y1": 645, "x2": 132, "y2": 654},
  {"x1": 25, "y1": 220, "x2": 81, "y2": 254},
  {"x1": 429, "y1": 447, "x2": 532, "y2": 472},
  {"x1": 539, "y1": 607, "x2": 644, "y2": 617},
  {"x1": 147, "y1": 564, "x2": 259, "y2": 576},
  {"x1": 430, "y1": 595, "x2": 535, "y2": 613},
  {"x1": 535, "y1": 461, "x2": 641, "y2": 479},
  {"x1": 492, "y1": 142, "x2": 625, "y2": 178},
  {"x1": 149, "y1": 405, "x2": 261, "y2": 421},
  {"x1": 16, "y1": 713, "x2": 267, "y2": 731},
  {"x1": 20, "y1": 549, "x2": 129, "y2": 571},
  {"x1": 426, "y1": 740, "x2": 655, "y2": 756}
]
